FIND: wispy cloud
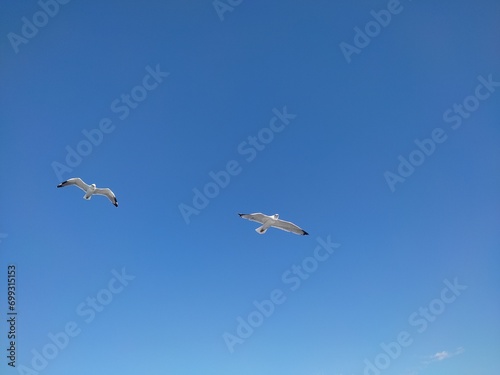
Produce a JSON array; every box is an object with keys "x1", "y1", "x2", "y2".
[
  {"x1": 425, "y1": 347, "x2": 465, "y2": 364},
  {"x1": 402, "y1": 347, "x2": 465, "y2": 375}
]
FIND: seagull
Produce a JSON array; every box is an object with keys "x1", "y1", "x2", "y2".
[
  {"x1": 238, "y1": 213, "x2": 308, "y2": 235},
  {"x1": 57, "y1": 178, "x2": 118, "y2": 207}
]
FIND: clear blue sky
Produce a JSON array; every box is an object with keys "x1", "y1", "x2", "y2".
[{"x1": 1, "y1": 1, "x2": 499, "y2": 375}]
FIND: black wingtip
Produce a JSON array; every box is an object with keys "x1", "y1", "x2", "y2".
[
  {"x1": 303, "y1": 231, "x2": 309, "y2": 236},
  {"x1": 238, "y1": 213, "x2": 244, "y2": 217}
]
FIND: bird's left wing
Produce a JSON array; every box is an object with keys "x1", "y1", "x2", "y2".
[
  {"x1": 57, "y1": 178, "x2": 90, "y2": 192},
  {"x1": 238, "y1": 213, "x2": 268, "y2": 224},
  {"x1": 273, "y1": 219, "x2": 308, "y2": 235},
  {"x1": 94, "y1": 188, "x2": 118, "y2": 207}
]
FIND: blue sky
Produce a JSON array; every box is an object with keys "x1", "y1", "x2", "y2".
[{"x1": 1, "y1": 1, "x2": 499, "y2": 374}]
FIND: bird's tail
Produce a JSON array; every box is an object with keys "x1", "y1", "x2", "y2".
[{"x1": 255, "y1": 225, "x2": 268, "y2": 234}]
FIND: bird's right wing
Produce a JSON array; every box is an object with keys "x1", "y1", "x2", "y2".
[
  {"x1": 274, "y1": 219, "x2": 309, "y2": 235},
  {"x1": 94, "y1": 188, "x2": 118, "y2": 207},
  {"x1": 57, "y1": 178, "x2": 90, "y2": 192}
]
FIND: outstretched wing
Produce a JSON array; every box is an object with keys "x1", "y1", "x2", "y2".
[
  {"x1": 57, "y1": 178, "x2": 90, "y2": 192},
  {"x1": 238, "y1": 213, "x2": 269, "y2": 224},
  {"x1": 94, "y1": 188, "x2": 118, "y2": 207},
  {"x1": 273, "y1": 219, "x2": 308, "y2": 235}
]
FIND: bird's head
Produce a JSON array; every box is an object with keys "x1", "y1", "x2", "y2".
[
  {"x1": 91, "y1": 184, "x2": 96, "y2": 188},
  {"x1": 273, "y1": 214, "x2": 279, "y2": 219}
]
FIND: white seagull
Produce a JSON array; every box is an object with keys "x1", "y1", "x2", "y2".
[
  {"x1": 239, "y1": 213, "x2": 308, "y2": 235},
  {"x1": 57, "y1": 178, "x2": 118, "y2": 207}
]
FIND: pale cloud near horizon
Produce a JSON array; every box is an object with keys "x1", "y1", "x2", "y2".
[
  {"x1": 311, "y1": 348, "x2": 464, "y2": 375},
  {"x1": 402, "y1": 347, "x2": 465, "y2": 375},
  {"x1": 425, "y1": 346, "x2": 465, "y2": 364}
]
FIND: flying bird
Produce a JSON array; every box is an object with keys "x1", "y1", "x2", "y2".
[
  {"x1": 57, "y1": 178, "x2": 118, "y2": 207},
  {"x1": 238, "y1": 213, "x2": 308, "y2": 235}
]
